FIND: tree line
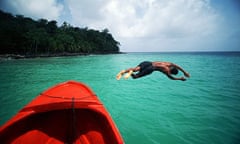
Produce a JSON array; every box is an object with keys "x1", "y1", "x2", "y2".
[{"x1": 0, "y1": 10, "x2": 120, "y2": 56}]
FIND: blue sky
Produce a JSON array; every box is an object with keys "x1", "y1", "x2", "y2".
[{"x1": 0, "y1": 0, "x2": 239, "y2": 52}]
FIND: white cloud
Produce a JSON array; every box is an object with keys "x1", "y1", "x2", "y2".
[
  {"x1": 0, "y1": 0, "x2": 63, "y2": 20},
  {"x1": 68, "y1": 0, "x2": 219, "y2": 38},
  {"x1": 66, "y1": 0, "x2": 221, "y2": 51}
]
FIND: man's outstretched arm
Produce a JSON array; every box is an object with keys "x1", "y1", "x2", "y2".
[
  {"x1": 172, "y1": 64, "x2": 190, "y2": 78},
  {"x1": 166, "y1": 73, "x2": 186, "y2": 81}
]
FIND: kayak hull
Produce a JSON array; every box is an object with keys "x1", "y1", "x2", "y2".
[{"x1": 0, "y1": 81, "x2": 124, "y2": 144}]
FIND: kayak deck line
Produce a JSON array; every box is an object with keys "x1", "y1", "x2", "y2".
[{"x1": 40, "y1": 93, "x2": 97, "y2": 100}]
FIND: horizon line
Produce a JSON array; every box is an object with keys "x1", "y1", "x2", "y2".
[{"x1": 122, "y1": 51, "x2": 240, "y2": 53}]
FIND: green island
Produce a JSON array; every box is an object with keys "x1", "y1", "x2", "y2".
[{"x1": 0, "y1": 10, "x2": 122, "y2": 59}]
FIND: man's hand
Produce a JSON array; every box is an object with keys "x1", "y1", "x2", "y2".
[
  {"x1": 181, "y1": 77, "x2": 186, "y2": 81},
  {"x1": 184, "y1": 72, "x2": 190, "y2": 78}
]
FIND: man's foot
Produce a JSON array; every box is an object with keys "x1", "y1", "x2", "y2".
[
  {"x1": 124, "y1": 70, "x2": 133, "y2": 79},
  {"x1": 116, "y1": 74, "x2": 122, "y2": 80},
  {"x1": 116, "y1": 70, "x2": 125, "y2": 80}
]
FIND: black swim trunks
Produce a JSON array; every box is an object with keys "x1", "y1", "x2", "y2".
[
  {"x1": 132, "y1": 61, "x2": 154, "y2": 79},
  {"x1": 138, "y1": 61, "x2": 152, "y2": 70}
]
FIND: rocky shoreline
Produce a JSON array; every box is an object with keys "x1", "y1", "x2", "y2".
[{"x1": 0, "y1": 52, "x2": 126, "y2": 60}]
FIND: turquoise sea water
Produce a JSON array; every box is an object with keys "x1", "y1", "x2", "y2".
[{"x1": 0, "y1": 52, "x2": 240, "y2": 144}]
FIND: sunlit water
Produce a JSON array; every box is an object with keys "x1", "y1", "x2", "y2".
[{"x1": 0, "y1": 52, "x2": 240, "y2": 144}]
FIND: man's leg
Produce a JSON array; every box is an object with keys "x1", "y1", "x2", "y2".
[
  {"x1": 131, "y1": 66, "x2": 153, "y2": 79},
  {"x1": 116, "y1": 67, "x2": 140, "y2": 80}
]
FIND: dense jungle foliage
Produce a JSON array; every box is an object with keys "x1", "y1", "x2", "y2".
[{"x1": 0, "y1": 10, "x2": 120, "y2": 56}]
